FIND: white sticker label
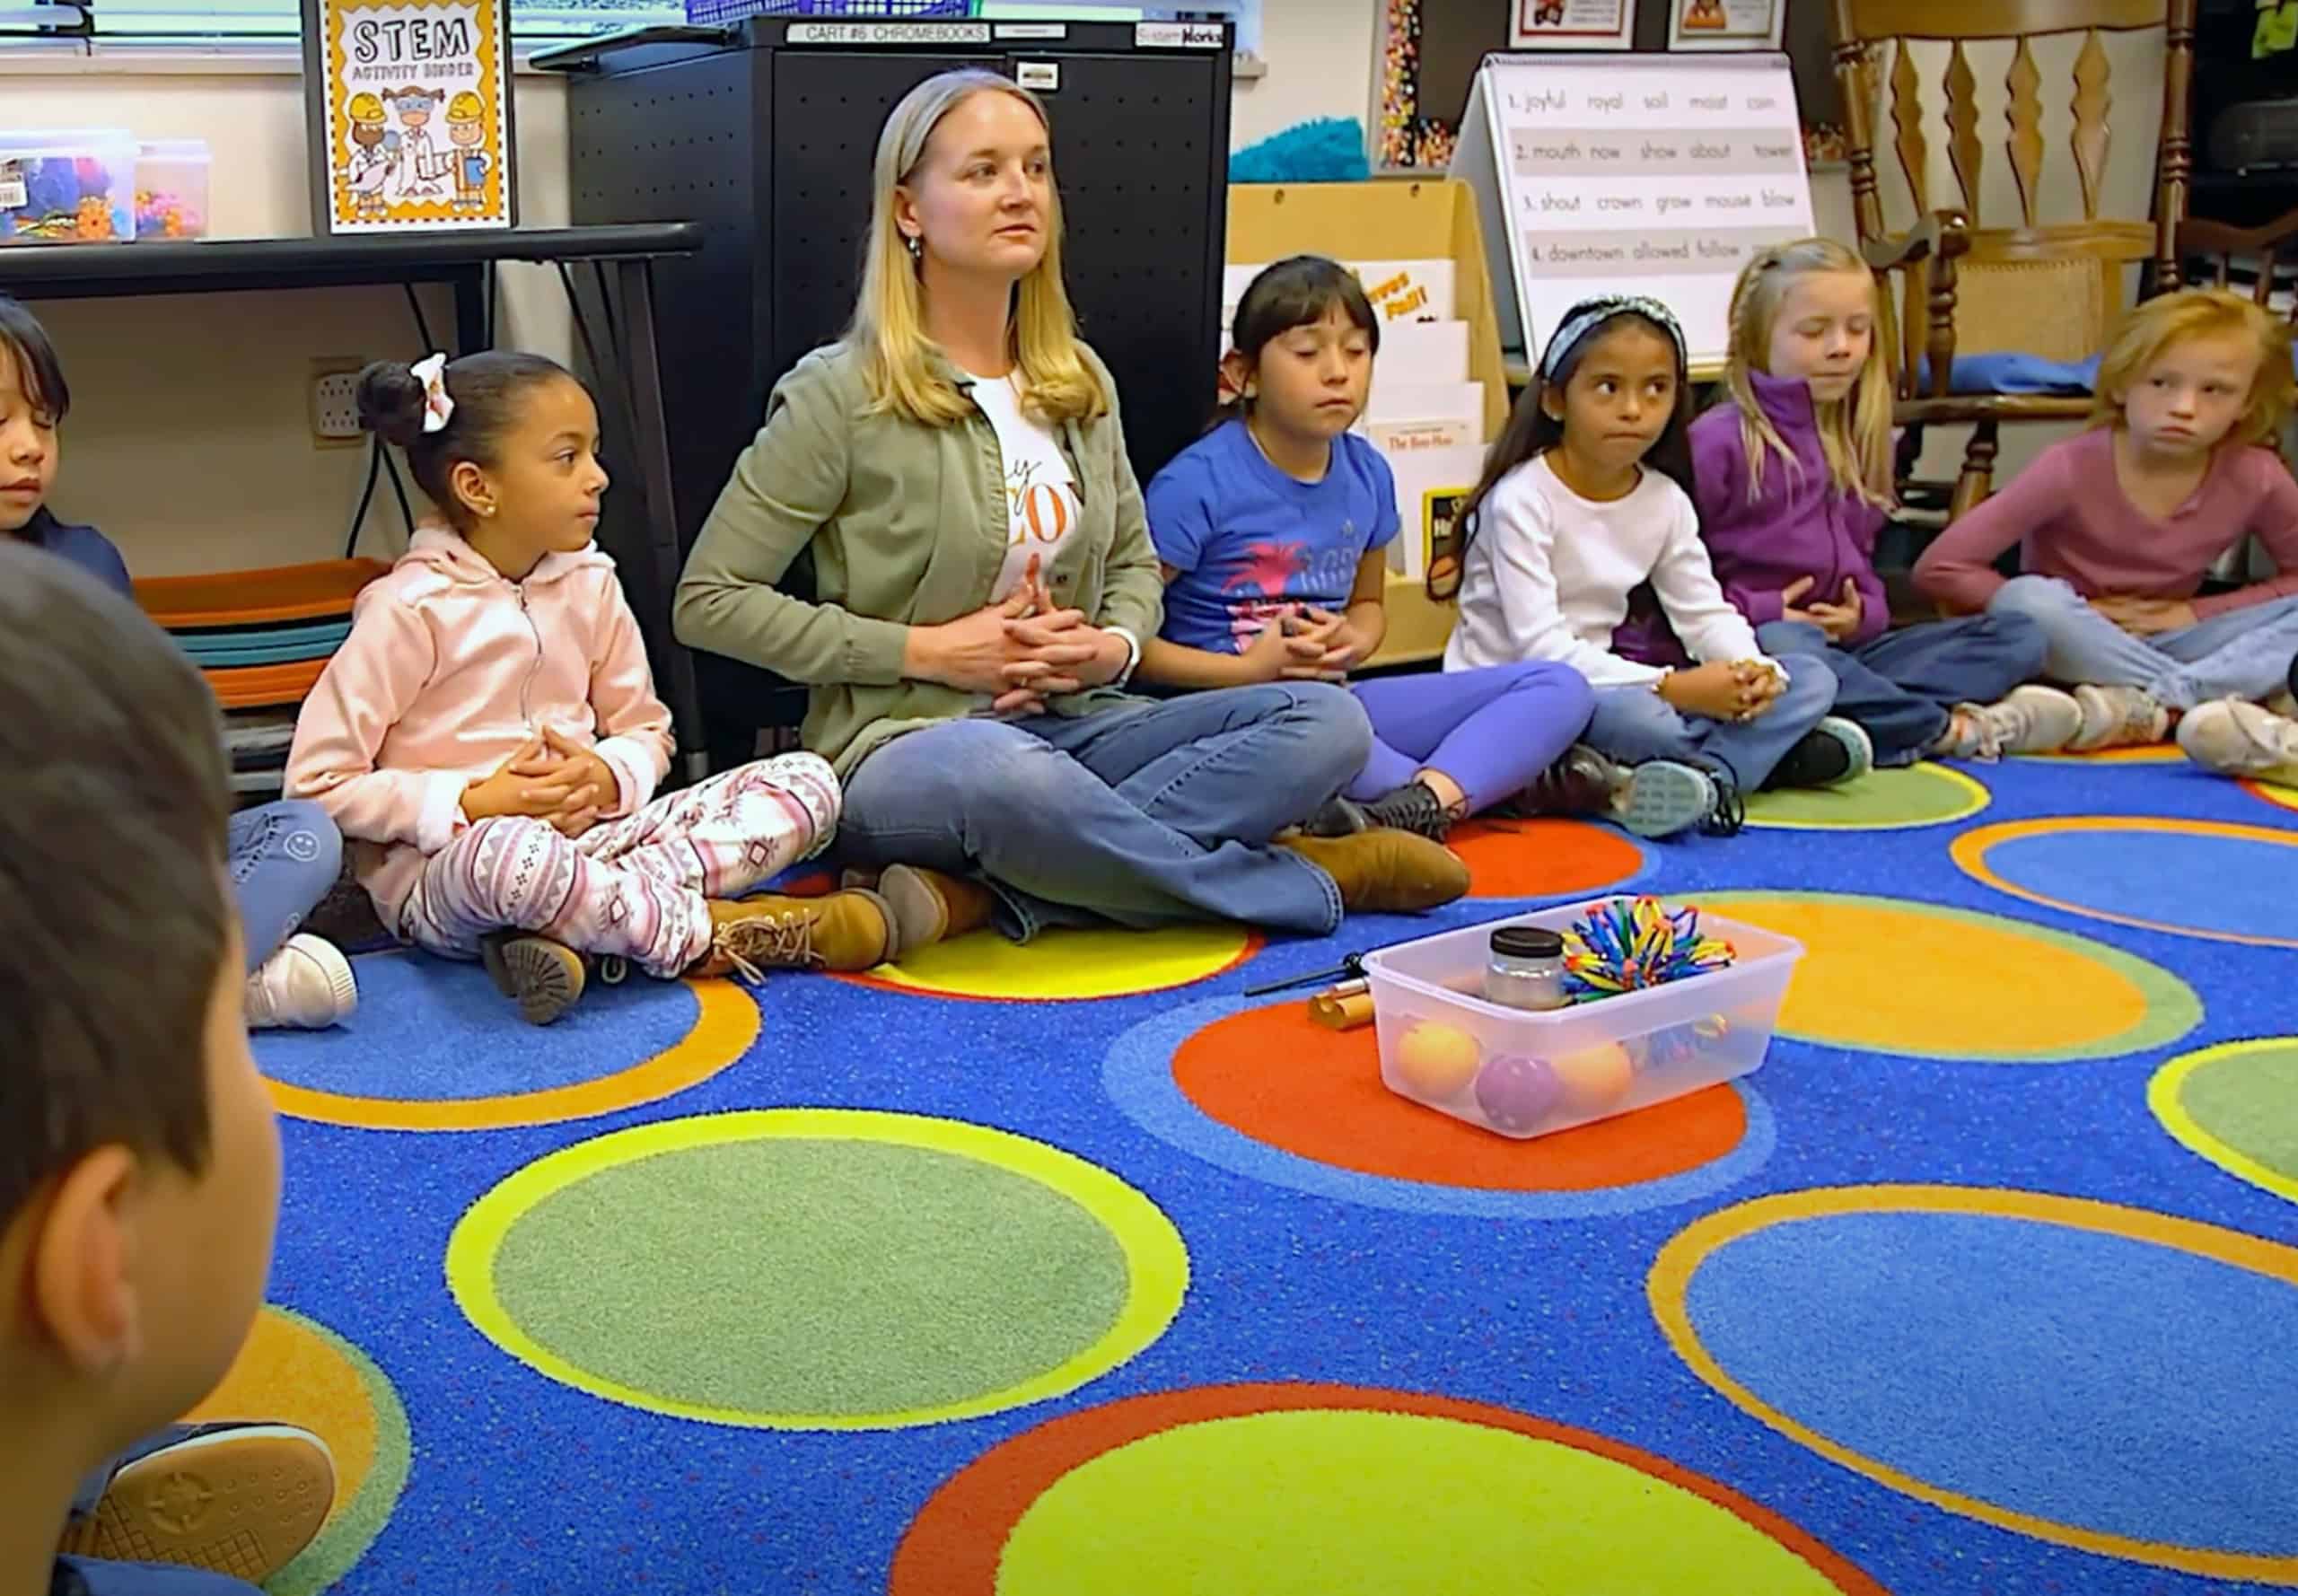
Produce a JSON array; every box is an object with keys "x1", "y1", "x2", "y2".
[
  {"x1": 1136, "y1": 21, "x2": 1225, "y2": 48},
  {"x1": 0, "y1": 162, "x2": 24, "y2": 212},
  {"x1": 786, "y1": 21, "x2": 991, "y2": 46},
  {"x1": 1015, "y1": 60, "x2": 1060, "y2": 92},
  {"x1": 994, "y1": 22, "x2": 1067, "y2": 39}
]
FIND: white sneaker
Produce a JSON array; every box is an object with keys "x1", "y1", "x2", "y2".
[
  {"x1": 244, "y1": 934, "x2": 357, "y2": 1030},
  {"x1": 1965, "y1": 685, "x2": 2085, "y2": 757},
  {"x1": 2068, "y1": 685, "x2": 2171, "y2": 752},
  {"x1": 2176, "y1": 698, "x2": 2298, "y2": 785}
]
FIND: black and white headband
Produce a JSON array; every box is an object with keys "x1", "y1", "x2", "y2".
[{"x1": 1537, "y1": 295, "x2": 1688, "y2": 384}]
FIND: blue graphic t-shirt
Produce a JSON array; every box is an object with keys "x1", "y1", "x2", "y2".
[{"x1": 1143, "y1": 417, "x2": 1399, "y2": 653}]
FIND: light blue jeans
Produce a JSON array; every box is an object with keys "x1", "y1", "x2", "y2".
[
  {"x1": 228, "y1": 799, "x2": 342, "y2": 973},
  {"x1": 1987, "y1": 574, "x2": 2298, "y2": 709},
  {"x1": 838, "y1": 683, "x2": 1372, "y2": 941},
  {"x1": 1583, "y1": 652, "x2": 1840, "y2": 791}
]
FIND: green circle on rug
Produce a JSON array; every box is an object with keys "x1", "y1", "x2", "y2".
[
  {"x1": 996, "y1": 1410, "x2": 1857, "y2": 1594},
  {"x1": 2151, "y1": 1039, "x2": 2298, "y2": 1205},
  {"x1": 1741, "y1": 762, "x2": 1987, "y2": 831},
  {"x1": 445, "y1": 1110, "x2": 1189, "y2": 1429}
]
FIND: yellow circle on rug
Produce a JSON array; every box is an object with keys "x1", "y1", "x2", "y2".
[
  {"x1": 994, "y1": 1409, "x2": 1858, "y2": 1595},
  {"x1": 2245, "y1": 777, "x2": 2298, "y2": 815},
  {"x1": 844, "y1": 924, "x2": 1256, "y2": 1002},
  {"x1": 446, "y1": 1109, "x2": 1188, "y2": 1429},
  {"x1": 1742, "y1": 762, "x2": 1988, "y2": 831},
  {"x1": 183, "y1": 1305, "x2": 411, "y2": 1596},
  {"x1": 1699, "y1": 892, "x2": 2199, "y2": 1062},
  {"x1": 2151, "y1": 1037, "x2": 2298, "y2": 1206}
]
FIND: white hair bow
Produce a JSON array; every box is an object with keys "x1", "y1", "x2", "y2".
[{"x1": 411, "y1": 352, "x2": 454, "y2": 434}]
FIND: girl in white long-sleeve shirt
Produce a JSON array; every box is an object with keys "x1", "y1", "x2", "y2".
[{"x1": 1443, "y1": 295, "x2": 1866, "y2": 836}]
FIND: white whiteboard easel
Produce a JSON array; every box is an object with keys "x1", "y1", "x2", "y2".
[{"x1": 1451, "y1": 51, "x2": 1814, "y2": 373}]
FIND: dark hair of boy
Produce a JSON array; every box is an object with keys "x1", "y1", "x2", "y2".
[{"x1": 0, "y1": 545, "x2": 232, "y2": 1221}]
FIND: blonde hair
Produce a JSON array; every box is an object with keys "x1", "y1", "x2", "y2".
[
  {"x1": 846, "y1": 69, "x2": 1105, "y2": 428},
  {"x1": 2091, "y1": 287, "x2": 2295, "y2": 450},
  {"x1": 1722, "y1": 237, "x2": 1894, "y2": 510}
]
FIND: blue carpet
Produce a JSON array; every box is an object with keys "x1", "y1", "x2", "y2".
[{"x1": 240, "y1": 751, "x2": 2298, "y2": 1596}]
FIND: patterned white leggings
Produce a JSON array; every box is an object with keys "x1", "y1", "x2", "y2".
[{"x1": 398, "y1": 753, "x2": 840, "y2": 979}]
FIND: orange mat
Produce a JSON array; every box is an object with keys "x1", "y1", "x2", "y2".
[
  {"x1": 204, "y1": 657, "x2": 328, "y2": 709},
  {"x1": 138, "y1": 559, "x2": 389, "y2": 628}
]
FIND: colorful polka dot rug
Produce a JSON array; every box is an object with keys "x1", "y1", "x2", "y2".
[{"x1": 234, "y1": 748, "x2": 2298, "y2": 1595}]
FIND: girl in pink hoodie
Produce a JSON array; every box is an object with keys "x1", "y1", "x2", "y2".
[{"x1": 286, "y1": 351, "x2": 894, "y2": 1025}]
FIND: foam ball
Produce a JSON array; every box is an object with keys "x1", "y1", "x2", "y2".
[
  {"x1": 1392, "y1": 1019, "x2": 1481, "y2": 1100},
  {"x1": 1551, "y1": 1041, "x2": 1634, "y2": 1114},
  {"x1": 1473, "y1": 1054, "x2": 1560, "y2": 1134}
]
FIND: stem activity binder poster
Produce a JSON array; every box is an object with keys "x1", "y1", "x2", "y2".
[{"x1": 303, "y1": 0, "x2": 515, "y2": 234}]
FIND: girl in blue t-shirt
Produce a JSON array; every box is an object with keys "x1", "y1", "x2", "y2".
[{"x1": 1139, "y1": 256, "x2": 1596, "y2": 840}]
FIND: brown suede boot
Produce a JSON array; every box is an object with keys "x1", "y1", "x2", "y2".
[
  {"x1": 879, "y1": 864, "x2": 997, "y2": 951},
  {"x1": 1276, "y1": 827, "x2": 1470, "y2": 913},
  {"x1": 693, "y1": 889, "x2": 895, "y2": 978},
  {"x1": 481, "y1": 931, "x2": 588, "y2": 1027}
]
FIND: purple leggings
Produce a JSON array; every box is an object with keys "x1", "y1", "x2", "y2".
[{"x1": 1345, "y1": 660, "x2": 1594, "y2": 815}]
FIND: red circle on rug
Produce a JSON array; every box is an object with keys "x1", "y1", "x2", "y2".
[
  {"x1": 1170, "y1": 1002, "x2": 1745, "y2": 1191},
  {"x1": 1449, "y1": 817, "x2": 1644, "y2": 899},
  {"x1": 886, "y1": 1381, "x2": 1889, "y2": 1596}
]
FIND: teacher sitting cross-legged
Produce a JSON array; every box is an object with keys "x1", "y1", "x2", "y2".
[{"x1": 674, "y1": 68, "x2": 1468, "y2": 951}]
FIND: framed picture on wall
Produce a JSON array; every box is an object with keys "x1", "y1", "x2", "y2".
[
  {"x1": 301, "y1": 0, "x2": 517, "y2": 235},
  {"x1": 1667, "y1": 0, "x2": 1785, "y2": 52},
  {"x1": 1509, "y1": 0, "x2": 1636, "y2": 50}
]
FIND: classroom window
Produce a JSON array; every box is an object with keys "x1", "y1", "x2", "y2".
[{"x1": 33, "y1": 0, "x2": 1253, "y2": 47}]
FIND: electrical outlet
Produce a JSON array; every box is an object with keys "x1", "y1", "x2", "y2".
[{"x1": 310, "y1": 359, "x2": 366, "y2": 447}]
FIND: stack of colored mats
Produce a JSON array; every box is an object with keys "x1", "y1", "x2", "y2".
[{"x1": 135, "y1": 559, "x2": 390, "y2": 798}]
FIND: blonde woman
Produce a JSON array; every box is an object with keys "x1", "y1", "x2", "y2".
[{"x1": 675, "y1": 70, "x2": 1466, "y2": 950}]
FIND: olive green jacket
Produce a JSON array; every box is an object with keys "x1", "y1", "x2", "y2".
[{"x1": 673, "y1": 339, "x2": 1166, "y2": 778}]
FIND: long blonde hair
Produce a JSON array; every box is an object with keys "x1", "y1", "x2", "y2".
[
  {"x1": 846, "y1": 69, "x2": 1105, "y2": 428},
  {"x1": 2091, "y1": 287, "x2": 2296, "y2": 450},
  {"x1": 1722, "y1": 238, "x2": 1894, "y2": 510}
]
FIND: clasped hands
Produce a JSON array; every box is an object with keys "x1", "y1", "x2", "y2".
[
  {"x1": 920, "y1": 574, "x2": 1133, "y2": 715},
  {"x1": 1780, "y1": 575, "x2": 1864, "y2": 642},
  {"x1": 1660, "y1": 658, "x2": 1785, "y2": 723},
  {"x1": 2091, "y1": 594, "x2": 2196, "y2": 636},
  {"x1": 1241, "y1": 604, "x2": 1368, "y2": 684},
  {"x1": 460, "y1": 726, "x2": 618, "y2": 837}
]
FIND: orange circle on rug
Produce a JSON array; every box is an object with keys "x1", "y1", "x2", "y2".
[
  {"x1": 888, "y1": 1382, "x2": 1889, "y2": 1596},
  {"x1": 1170, "y1": 1000, "x2": 1743, "y2": 1190},
  {"x1": 1449, "y1": 817, "x2": 1646, "y2": 899},
  {"x1": 182, "y1": 1305, "x2": 411, "y2": 1596}
]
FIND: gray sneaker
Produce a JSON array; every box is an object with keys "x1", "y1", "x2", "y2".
[{"x1": 2176, "y1": 697, "x2": 2298, "y2": 785}]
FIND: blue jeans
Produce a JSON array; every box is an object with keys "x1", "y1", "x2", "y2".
[
  {"x1": 1583, "y1": 652, "x2": 1839, "y2": 791},
  {"x1": 1348, "y1": 662, "x2": 1595, "y2": 813},
  {"x1": 838, "y1": 683, "x2": 1372, "y2": 940},
  {"x1": 227, "y1": 800, "x2": 341, "y2": 973},
  {"x1": 1758, "y1": 614, "x2": 2047, "y2": 766},
  {"x1": 1987, "y1": 574, "x2": 2298, "y2": 709}
]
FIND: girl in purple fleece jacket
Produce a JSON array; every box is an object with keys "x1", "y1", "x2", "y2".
[{"x1": 1691, "y1": 240, "x2": 2075, "y2": 764}]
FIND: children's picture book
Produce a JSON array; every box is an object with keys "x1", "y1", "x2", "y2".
[{"x1": 302, "y1": 0, "x2": 516, "y2": 235}]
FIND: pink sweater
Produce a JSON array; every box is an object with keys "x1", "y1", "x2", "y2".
[
  {"x1": 1913, "y1": 426, "x2": 2298, "y2": 618},
  {"x1": 285, "y1": 526, "x2": 674, "y2": 928}
]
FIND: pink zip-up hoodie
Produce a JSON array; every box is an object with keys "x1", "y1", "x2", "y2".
[{"x1": 285, "y1": 524, "x2": 674, "y2": 931}]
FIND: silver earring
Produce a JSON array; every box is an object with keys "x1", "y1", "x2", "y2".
[{"x1": 904, "y1": 232, "x2": 922, "y2": 264}]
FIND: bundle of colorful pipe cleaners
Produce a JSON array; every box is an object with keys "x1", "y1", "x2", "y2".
[{"x1": 1562, "y1": 896, "x2": 1734, "y2": 1000}]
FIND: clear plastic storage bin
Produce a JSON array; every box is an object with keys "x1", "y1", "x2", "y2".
[
  {"x1": 0, "y1": 128, "x2": 136, "y2": 245},
  {"x1": 1363, "y1": 898, "x2": 1804, "y2": 1140},
  {"x1": 135, "y1": 138, "x2": 210, "y2": 239}
]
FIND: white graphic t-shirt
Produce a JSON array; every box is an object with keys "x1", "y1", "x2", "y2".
[{"x1": 969, "y1": 372, "x2": 1082, "y2": 601}]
